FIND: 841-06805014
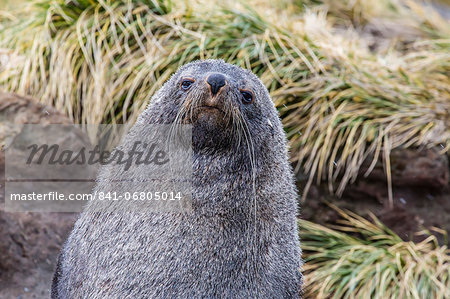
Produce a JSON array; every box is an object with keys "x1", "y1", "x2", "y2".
[{"x1": 93, "y1": 191, "x2": 184, "y2": 201}]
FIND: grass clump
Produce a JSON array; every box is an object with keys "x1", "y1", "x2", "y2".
[
  {"x1": 0, "y1": 0, "x2": 448, "y2": 200},
  {"x1": 300, "y1": 205, "x2": 450, "y2": 299},
  {"x1": 296, "y1": 0, "x2": 450, "y2": 42}
]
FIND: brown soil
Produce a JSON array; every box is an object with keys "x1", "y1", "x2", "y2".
[
  {"x1": 300, "y1": 175, "x2": 450, "y2": 245},
  {"x1": 300, "y1": 145, "x2": 449, "y2": 245}
]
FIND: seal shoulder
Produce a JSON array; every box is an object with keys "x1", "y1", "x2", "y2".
[{"x1": 51, "y1": 253, "x2": 63, "y2": 299}]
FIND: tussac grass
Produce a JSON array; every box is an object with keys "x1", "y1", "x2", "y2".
[
  {"x1": 0, "y1": 0, "x2": 449, "y2": 202},
  {"x1": 299, "y1": 205, "x2": 450, "y2": 299},
  {"x1": 296, "y1": 0, "x2": 450, "y2": 41}
]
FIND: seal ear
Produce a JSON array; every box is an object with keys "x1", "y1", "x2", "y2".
[{"x1": 267, "y1": 118, "x2": 277, "y2": 137}]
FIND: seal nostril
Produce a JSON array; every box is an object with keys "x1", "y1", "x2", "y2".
[{"x1": 206, "y1": 73, "x2": 226, "y2": 95}]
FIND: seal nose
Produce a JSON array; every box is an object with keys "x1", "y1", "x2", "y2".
[{"x1": 206, "y1": 73, "x2": 226, "y2": 96}]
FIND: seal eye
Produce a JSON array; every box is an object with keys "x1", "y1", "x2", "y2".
[
  {"x1": 180, "y1": 79, "x2": 194, "y2": 91},
  {"x1": 240, "y1": 90, "x2": 253, "y2": 104}
]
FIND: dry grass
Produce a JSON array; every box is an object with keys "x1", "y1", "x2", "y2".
[
  {"x1": 0, "y1": 0, "x2": 25, "y2": 10},
  {"x1": 0, "y1": 0, "x2": 448, "y2": 201},
  {"x1": 298, "y1": 0, "x2": 450, "y2": 40},
  {"x1": 300, "y1": 204, "x2": 450, "y2": 299}
]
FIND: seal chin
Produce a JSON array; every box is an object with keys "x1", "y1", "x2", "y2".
[
  {"x1": 191, "y1": 105, "x2": 227, "y2": 127},
  {"x1": 191, "y1": 107, "x2": 233, "y2": 151},
  {"x1": 197, "y1": 105, "x2": 224, "y2": 114}
]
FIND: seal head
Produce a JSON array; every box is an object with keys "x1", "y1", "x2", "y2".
[{"x1": 142, "y1": 60, "x2": 280, "y2": 155}]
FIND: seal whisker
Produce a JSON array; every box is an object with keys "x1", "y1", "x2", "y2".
[
  {"x1": 233, "y1": 107, "x2": 243, "y2": 148},
  {"x1": 168, "y1": 88, "x2": 201, "y2": 148},
  {"x1": 168, "y1": 99, "x2": 189, "y2": 150},
  {"x1": 237, "y1": 112, "x2": 257, "y2": 235}
]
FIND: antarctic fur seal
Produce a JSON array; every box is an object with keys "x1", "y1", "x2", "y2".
[{"x1": 52, "y1": 59, "x2": 302, "y2": 298}]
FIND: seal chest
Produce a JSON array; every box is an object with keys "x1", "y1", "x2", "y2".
[{"x1": 52, "y1": 59, "x2": 303, "y2": 298}]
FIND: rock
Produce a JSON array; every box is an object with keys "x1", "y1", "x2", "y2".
[
  {"x1": 0, "y1": 92, "x2": 79, "y2": 298},
  {"x1": 0, "y1": 92, "x2": 72, "y2": 150}
]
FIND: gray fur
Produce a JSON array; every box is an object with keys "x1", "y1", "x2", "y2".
[{"x1": 52, "y1": 60, "x2": 302, "y2": 298}]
